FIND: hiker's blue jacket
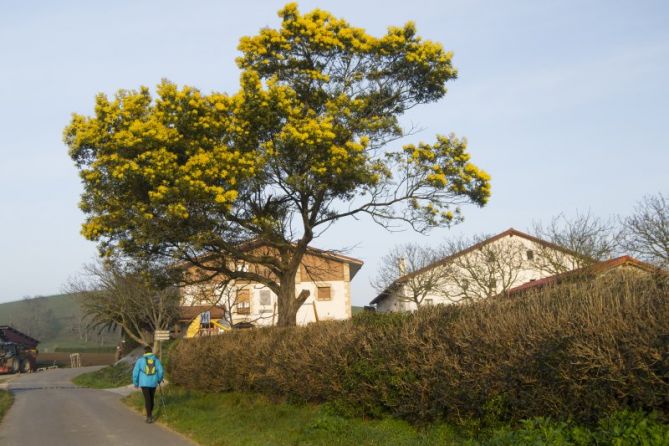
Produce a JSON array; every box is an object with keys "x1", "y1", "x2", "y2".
[{"x1": 132, "y1": 353, "x2": 164, "y2": 388}]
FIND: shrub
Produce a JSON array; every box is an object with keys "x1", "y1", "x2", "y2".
[{"x1": 168, "y1": 273, "x2": 669, "y2": 424}]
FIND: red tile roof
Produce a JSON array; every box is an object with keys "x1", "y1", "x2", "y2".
[{"x1": 502, "y1": 255, "x2": 660, "y2": 297}]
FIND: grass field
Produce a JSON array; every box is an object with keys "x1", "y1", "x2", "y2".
[
  {"x1": 121, "y1": 388, "x2": 669, "y2": 446},
  {"x1": 123, "y1": 388, "x2": 467, "y2": 445},
  {"x1": 73, "y1": 362, "x2": 132, "y2": 388}
]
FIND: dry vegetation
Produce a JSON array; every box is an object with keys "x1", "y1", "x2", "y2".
[{"x1": 169, "y1": 272, "x2": 668, "y2": 425}]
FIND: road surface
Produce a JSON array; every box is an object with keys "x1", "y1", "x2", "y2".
[{"x1": 0, "y1": 367, "x2": 195, "y2": 445}]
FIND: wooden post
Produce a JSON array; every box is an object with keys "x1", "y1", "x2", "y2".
[
  {"x1": 312, "y1": 302, "x2": 319, "y2": 323},
  {"x1": 69, "y1": 353, "x2": 81, "y2": 368}
]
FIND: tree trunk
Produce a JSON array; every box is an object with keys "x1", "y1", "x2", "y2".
[
  {"x1": 277, "y1": 272, "x2": 298, "y2": 326},
  {"x1": 276, "y1": 272, "x2": 311, "y2": 327}
]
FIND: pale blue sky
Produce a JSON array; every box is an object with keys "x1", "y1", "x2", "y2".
[{"x1": 0, "y1": 0, "x2": 667, "y2": 305}]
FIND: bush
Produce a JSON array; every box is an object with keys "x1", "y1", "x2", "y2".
[{"x1": 168, "y1": 273, "x2": 669, "y2": 425}]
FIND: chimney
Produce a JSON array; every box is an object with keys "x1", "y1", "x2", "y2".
[{"x1": 398, "y1": 257, "x2": 407, "y2": 275}]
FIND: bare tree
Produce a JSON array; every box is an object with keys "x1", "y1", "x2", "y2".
[
  {"x1": 530, "y1": 211, "x2": 617, "y2": 275},
  {"x1": 69, "y1": 260, "x2": 180, "y2": 352},
  {"x1": 372, "y1": 243, "x2": 446, "y2": 308},
  {"x1": 620, "y1": 193, "x2": 669, "y2": 268},
  {"x1": 439, "y1": 234, "x2": 527, "y2": 301}
]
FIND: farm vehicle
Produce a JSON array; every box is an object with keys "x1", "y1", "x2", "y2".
[{"x1": 0, "y1": 342, "x2": 36, "y2": 374}]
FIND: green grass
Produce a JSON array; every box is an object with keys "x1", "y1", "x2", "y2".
[
  {"x1": 122, "y1": 388, "x2": 669, "y2": 446},
  {"x1": 351, "y1": 305, "x2": 364, "y2": 315},
  {"x1": 0, "y1": 390, "x2": 13, "y2": 423},
  {"x1": 72, "y1": 362, "x2": 133, "y2": 388},
  {"x1": 123, "y1": 388, "x2": 467, "y2": 445}
]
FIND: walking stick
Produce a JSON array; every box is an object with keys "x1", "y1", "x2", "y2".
[{"x1": 158, "y1": 381, "x2": 166, "y2": 412}]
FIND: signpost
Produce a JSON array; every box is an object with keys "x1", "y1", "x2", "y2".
[
  {"x1": 154, "y1": 330, "x2": 170, "y2": 341},
  {"x1": 154, "y1": 330, "x2": 170, "y2": 361}
]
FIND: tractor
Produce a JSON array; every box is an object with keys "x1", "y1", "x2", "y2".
[{"x1": 0, "y1": 342, "x2": 35, "y2": 374}]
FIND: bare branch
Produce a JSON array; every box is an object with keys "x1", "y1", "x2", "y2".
[
  {"x1": 529, "y1": 211, "x2": 617, "y2": 275},
  {"x1": 619, "y1": 193, "x2": 669, "y2": 268}
]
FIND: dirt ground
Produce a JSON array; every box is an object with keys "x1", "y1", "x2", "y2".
[{"x1": 37, "y1": 352, "x2": 116, "y2": 368}]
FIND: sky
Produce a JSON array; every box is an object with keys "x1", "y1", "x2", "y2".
[{"x1": 0, "y1": 0, "x2": 667, "y2": 305}]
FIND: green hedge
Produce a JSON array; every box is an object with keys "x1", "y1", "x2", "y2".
[{"x1": 169, "y1": 273, "x2": 669, "y2": 425}]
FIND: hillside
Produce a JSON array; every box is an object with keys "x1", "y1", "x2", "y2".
[
  {"x1": 0, "y1": 296, "x2": 364, "y2": 351},
  {"x1": 0, "y1": 293, "x2": 119, "y2": 352}
]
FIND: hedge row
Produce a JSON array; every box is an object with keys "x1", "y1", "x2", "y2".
[{"x1": 168, "y1": 273, "x2": 669, "y2": 424}]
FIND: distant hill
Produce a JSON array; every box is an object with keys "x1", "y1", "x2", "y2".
[
  {"x1": 0, "y1": 296, "x2": 366, "y2": 351},
  {"x1": 0, "y1": 293, "x2": 119, "y2": 352}
]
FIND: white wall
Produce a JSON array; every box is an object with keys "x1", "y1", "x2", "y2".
[
  {"x1": 182, "y1": 279, "x2": 351, "y2": 326},
  {"x1": 377, "y1": 235, "x2": 581, "y2": 312}
]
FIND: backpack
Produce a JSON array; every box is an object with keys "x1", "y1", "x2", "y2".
[{"x1": 144, "y1": 356, "x2": 157, "y2": 376}]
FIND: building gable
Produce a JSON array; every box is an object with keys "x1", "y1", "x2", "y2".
[{"x1": 371, "y1": 228, "x2": 585, "y2": 305}]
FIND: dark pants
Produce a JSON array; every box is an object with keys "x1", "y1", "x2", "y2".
[{"x1": 141, "y1": 386, "x2": 156, "y2": 418}]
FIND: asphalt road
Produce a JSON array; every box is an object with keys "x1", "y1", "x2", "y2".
[{"x1": 0, "y1": 367, "x2": 195, "y2": 446}]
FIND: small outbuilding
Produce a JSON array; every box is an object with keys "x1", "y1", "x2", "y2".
[{"x1": 0, "y1": 326, "x2": 39, "y2": 349}]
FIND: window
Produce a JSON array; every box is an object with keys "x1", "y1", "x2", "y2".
[
  {"x1": 259, "y1": 289, "x2": 271, "y2": 306},
  {"x1": 488, "y1": 279, "x2": 497, "y2": 290},
  {"x1": 236, "y1": 289, "x2": 250, "y2": 315},
  {"x1": 317, "y1": 286, "x2": 332, "y2": 301},
  {"x1": 526, "y1": 250, "x2": 534, "y2": 260}
]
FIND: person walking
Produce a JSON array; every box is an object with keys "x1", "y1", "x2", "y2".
[{"x1": 132, "y1": 345, "x2": 164, "y2": 423}]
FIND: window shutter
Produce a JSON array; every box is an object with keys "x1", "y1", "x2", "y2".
[
  {"x1": 317, "y1": 286, "x2": 332, "y2": 301},
  {"x1": 259, "y1": 289, "x2": 271, "y2": 306},
  {"x1": 237, "y1": 289, "x2": 250, "y2": 314}
]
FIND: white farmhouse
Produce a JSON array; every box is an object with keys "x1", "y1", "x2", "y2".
[
  {"x1": 177, "y1": 246, "x2": 363, "y2": 337},
  {"x1": 370, "y1": 228, "x2": 584, "y2": 312}
]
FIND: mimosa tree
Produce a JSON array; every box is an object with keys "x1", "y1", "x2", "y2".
[{"x1": 65, "y1": 3, "x2": 491, "y2": 326}]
